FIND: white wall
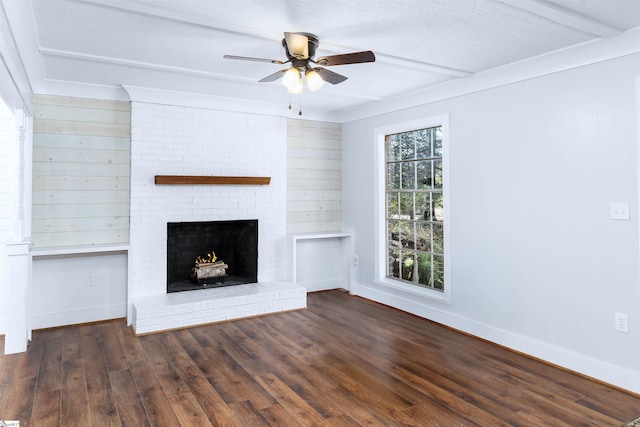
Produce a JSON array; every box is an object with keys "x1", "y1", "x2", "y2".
[
  {"x1": 31, "y1": 252, "x2": 127, "y2": 328},
  {"x1": 128, "y1": 102, "x2": 288, "y2": 312},
  {"x1": 343, "y1": 54, "x2": 640, "y2": 392}
]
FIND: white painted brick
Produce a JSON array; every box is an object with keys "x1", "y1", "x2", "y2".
[
  {"x1": 132, "y1": 282, "x2": 306, "y2": 334},
  {"x1": 281, "y1": 298, "x2": 307, "y2": 311},
  {"x1": 129, "y1": 103, "x2": 288, "y2": 302},
  {"x1": 204, "y1": 314, "x2": 229, "y2": 324}
]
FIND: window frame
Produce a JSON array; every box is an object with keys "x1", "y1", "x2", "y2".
[{"x1": 374, "y1": 114, "x2": 452, "y2": 303}]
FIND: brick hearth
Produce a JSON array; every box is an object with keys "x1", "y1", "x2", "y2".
[{"x1": 132, "y1": 281, "x2": 306, "y2": 334}]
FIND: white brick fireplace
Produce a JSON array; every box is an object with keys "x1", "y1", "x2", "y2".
[{"x1": 127, "y1": 99, "x2": 306, "y2": 333}]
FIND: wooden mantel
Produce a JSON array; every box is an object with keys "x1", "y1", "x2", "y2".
[{"x1": 154, "y1": 175, "x2": 271, "y2": 185}]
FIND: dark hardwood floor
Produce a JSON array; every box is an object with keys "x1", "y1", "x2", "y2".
[{"x1": 1, "y1": 289, "x2": 639, "y2": 426}]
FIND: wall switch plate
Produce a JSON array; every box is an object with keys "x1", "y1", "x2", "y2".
[
  {"x1": 610, "y1": 203, "x2": 630, "y2": 220},
  {"x1": 615, "y1": 312, "x2": 629, "y2": 334},
  {"x1": 352, "y1": 255, "x2": 359, "y2": 266}
]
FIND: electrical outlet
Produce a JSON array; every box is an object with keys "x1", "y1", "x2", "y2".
[
  {"x1": 352, "y1": 255, "x2": 359, "y2": 266},
  {"x1": 615, "y1": 312, "x2": 629, "y2": 334},
  {"x1": 610, "y1": 203, "x2": 630, "y2": 220}
]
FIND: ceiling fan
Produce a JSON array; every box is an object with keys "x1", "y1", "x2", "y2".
[{"x1": 224, "y1": 32, "x2": 375, "y2": 95}]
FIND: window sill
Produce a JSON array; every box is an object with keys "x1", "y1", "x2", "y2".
[{"x1": 374, "y1": 277, "x2": 452, "y2": 305}]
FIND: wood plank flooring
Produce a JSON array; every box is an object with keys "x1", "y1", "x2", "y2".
[{"x1": 1, "y1": 289, "x2": 639, "y2": 426}]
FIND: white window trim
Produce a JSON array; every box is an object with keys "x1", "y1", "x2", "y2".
[{"x1": 373, "y1": 114, "x2": 452, "y2": 304}]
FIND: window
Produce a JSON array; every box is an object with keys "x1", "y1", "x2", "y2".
[{"x1": 385, "y1": 126, "x2": 444, "y2": 290}]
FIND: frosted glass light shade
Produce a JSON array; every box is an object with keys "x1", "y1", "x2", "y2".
[
  {"x1": 282, "y1": 68, "x2": 302, "y2": 93},
  {"x1": 288, "y1": 78, "x2": 303, "y2": 94},
  {"x1": 305, "y1": 69, "x2": 324, "y2": 91}
]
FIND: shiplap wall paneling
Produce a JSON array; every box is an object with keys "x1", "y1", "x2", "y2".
[
  {"x1": 32, "y1": 95, "x2": 131, "y2": 247},
  {"x1": 287, "y1": 119, "x2": 342, "y2": 233}
]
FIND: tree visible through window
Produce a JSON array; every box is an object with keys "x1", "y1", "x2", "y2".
[{"x1": 386, "y1": 126, "x2": 444, "y2": 290}]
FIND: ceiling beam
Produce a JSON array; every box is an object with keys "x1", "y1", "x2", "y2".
[
  {"x1": 375, "y1": 53, "x2": 472, "y2": 78},
  {"x1": 499, "y1": 0, "x2": 622, "y2": 37}
]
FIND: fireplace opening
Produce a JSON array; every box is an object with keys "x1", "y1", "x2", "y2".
[{"x1": 167, "y1": 219, "x2": 258, "y2": 293}]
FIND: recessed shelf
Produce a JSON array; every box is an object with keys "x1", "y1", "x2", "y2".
[
  {"x1": 287, "y1": 232, "x2": 352, "y2": 291},
  {"x1": 31, "y1": 243, "x2": 130, "y2": 257}
]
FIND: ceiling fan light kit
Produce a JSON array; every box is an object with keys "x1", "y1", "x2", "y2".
[
  {"x1": 305, "y1": 69, "x2": 324, "y2": 92},
  {"x1": 224, "y1": 32, "x2": 375, "y2": 112},
  {"x1": 282, "y1": 68, "x2": 301, "y2": 92}
]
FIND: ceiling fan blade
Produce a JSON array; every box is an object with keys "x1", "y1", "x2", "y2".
[
  {"x1": 259, "y1": 69, "x2": 287, "y2": 82},
  {"x1": 313, "y1": 67, "x2": 348, "y2": 85},
  {"x1": 224, "y1": 54, "x2": 284, "y2": 64},
  {"x1": 316, "y1": 51, "x2": 375, "y2": 66},
  {"x1": 284, "y1": 32, "x2": 309, "y2": 59}
]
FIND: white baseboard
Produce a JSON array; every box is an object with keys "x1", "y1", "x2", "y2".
[
  {"x1": 31, "y1": 304, "x2": 126, "y2": 330},
  {"x1": 299, "y1": 278, "x2": 347, "y2": 292},
  {"x1": 352, "y1": 282, "x2": 640, "y2": 395}
]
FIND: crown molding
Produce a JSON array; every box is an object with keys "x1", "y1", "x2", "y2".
[
  {"x1": 33, "y1": 78, "x2": 129, "y2": 101},
  {"x1": 122, "y1": 85, "x2": 341, "y2": 122}
]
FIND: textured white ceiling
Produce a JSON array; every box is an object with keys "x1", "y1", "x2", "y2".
[{"x1": 7, "y1": 0, "x2": 640, "y2": 117}]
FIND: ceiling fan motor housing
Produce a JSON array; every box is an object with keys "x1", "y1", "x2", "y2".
[{"x1": 282, "y1": 32, "x2": 319, "y2": 60}]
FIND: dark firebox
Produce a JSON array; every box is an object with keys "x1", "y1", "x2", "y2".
[{"x1": 166, "y1": 219, "x2": 258, "y2": 293}]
